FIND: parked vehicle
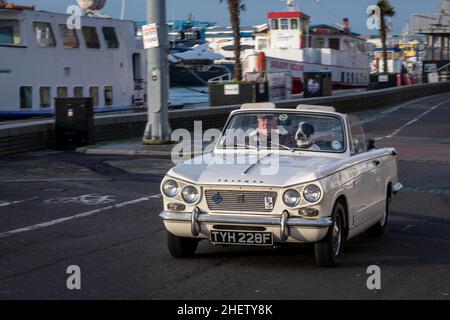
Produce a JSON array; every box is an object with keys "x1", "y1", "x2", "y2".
[{"x1": 159, "y1": 104, "x2": 402, "y2": 268}]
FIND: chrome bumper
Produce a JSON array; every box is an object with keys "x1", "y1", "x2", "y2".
[
  {"x1": 159, "y1": 208, "x2": 333, "y2": 241},
  {"x1": 393, "y1": 182, "x2": 403, "y2": 195}
]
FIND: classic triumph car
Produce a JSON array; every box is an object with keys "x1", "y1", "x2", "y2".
[{"x1": 159, "y1": 103, "x2": 403, "y2": 267}]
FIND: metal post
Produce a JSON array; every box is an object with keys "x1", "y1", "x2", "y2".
[{"x1": 143, "y1": 0, "x2": 172, "y2": 144}]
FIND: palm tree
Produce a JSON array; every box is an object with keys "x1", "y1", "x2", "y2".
[
  {"x1": 377, "y1": 0, "x2": 395, "y2": 74},
  {"x1": 220, "y1": 0, "x2": 245, "y2": 80}
]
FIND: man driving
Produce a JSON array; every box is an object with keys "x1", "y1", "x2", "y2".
[{"x1": 247, "y1": 114, "x2": 296, "y2": 149}]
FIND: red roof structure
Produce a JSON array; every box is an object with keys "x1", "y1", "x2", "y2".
[{"x1": 267, "y1": 12, "x2": 310, "y2": 20}]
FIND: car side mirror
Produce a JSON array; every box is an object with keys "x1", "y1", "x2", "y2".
[{"x1": 367, "y1": 139, "x2": 376, "y2": 150}]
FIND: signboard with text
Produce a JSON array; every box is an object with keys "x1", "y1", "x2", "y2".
[{"x1": 142, "y1": 23, "x2": 159, "y2": 49}]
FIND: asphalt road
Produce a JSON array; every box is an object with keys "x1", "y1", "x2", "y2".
[{"x1": 0, "y1": 93, "x2": 449, "y2": 300}]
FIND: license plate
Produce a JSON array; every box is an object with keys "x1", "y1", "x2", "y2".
[{"x1": 210, "y1": 230, "x2": 273, "y2": 246}]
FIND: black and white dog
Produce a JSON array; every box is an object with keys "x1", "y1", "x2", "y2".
[{"x1": 295, "y1": 122, "x2": 319, "y2": 149}]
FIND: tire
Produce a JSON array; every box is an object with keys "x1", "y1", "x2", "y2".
[
  {"x1": 368, "y1": 189, "x2": 392, "y2": 237},
  {"x1": 314, "y1": 202, "x2": 346, "y2": 268},
  {"x1": 167, "y1": 231, "x2": 199, "y2": 258}
]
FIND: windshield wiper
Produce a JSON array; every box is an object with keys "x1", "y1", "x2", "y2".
[{"x1": 267, "y1": 140, "x2": 295, "y2": 152}]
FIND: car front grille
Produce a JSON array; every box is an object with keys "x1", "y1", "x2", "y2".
[{"x1": 205, "y1": 190, "x2": 278, "y2": 213}]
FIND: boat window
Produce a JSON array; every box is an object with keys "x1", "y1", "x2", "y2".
[
  {"x1": 280, "y1": 19, "x2": 289, "y2": 30},
  {"x1": 40, "y1": 87, "x2": 51, "y2": 108},
  {"x1": 102, "y1": 27, "x2": 119, "y2": 48},
  {"x1": 82, "y1": 26, "x2": 100, "y2": 49},
  {"x1": 89, "y1": 87, "x2": 99, "y2": 107},
  {"x1": 313, "y1": 37, "x2": 326, "y2": 49},
  {"x1": 257, "y1": 38, "x2": 268, "y2": 51},
  {"x1": 290, "y1": 19, "x2": 299, "y2": 30},
  {"x1": 20, "y1": 86, "x2": 32, "y2": 109},
  {"x1": 74, "y1": 87, "x2": 84, "y2": 98},
  {"x1": 33, "y1": 22, "x2": 56, "y2": 48},
  {"x1": 104, "y1": 86, "x2": 113, "y2": 106},
  {"x1": 59, "y1": 24, "x2": 79, "y2": 49},
  {"x1": 329, "y1": 38, "x2": 340, "y2": 50},
  {"x1": 57, "y1": 87, "x2": 68, "y2": 98},
  {"x1": 271, "y1": 19, "x2": 279, "y2": 30},
  {"x1": 0, "y1": 19, "x2": 21, "y2": 45}
]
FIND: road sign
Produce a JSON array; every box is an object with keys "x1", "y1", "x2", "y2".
[{"x1": 142, "y1": 23, "x2": 159, "y2": 49}]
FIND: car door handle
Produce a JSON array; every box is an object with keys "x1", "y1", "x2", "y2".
[{"x1": 372, "y1": 160, "x2": 381, "y2": 166}]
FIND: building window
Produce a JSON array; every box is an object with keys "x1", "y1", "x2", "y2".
[
  {"x1": 280, "y1": 19, "x2": 289, "y2": 30},
  {"x1": 271, "y1": 19, "x2": 279, "y2": 30},
  {"x1": 82, "y1": 26, "x2": 100, "y2": 49},
  {"x1": 40, "y1": 87, "x2": 51, "y2": 108},
  {"x1": 57, "y1": 87, "x2": 68, "y2": 98},
  {"x1": 102, "y1": 27, "x2": 119, "y2": 48},
  {"x1": 74, "y1": 87, "x2": 84, "y2": 98},
  {"x1": 0, "y1": 19, "x2": 21, "y2": 45},
  {"x1": 59, "y1": 24, "x2": 79, "y2": 48},
  {"x1": 20, "y1": 86, "x2": 32, "y2": 109},
  {"x1": 89, "y1": 87, "x2": 99, "y2": 106},
  {"x1": 33, "y1": 22, "x2": 56, "y2": 48},
  {"x1": 104, "y1": 86, "x2": 113, "y2": 106}
]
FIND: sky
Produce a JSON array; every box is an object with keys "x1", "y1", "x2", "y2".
[{"x1": 14, "y1": 0, "x2": 440, "y2": 35}]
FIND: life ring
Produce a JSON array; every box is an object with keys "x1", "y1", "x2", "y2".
[{"x1": 257, "y1": 51, "x2": 267, "y2": 73}]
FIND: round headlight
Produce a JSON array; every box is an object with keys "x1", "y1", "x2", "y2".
[
  {"x1": 181, "y1": 185, "x2": 199, "y2": 204},
  {"x1": 162, "y1": 179, "x2": 179, "y2": 197},
  {"x1": 303, "y1": 184, "x2": 322, "y2": 203},
  {"x1": 283, "y1": 189, "x2": 301, "y2": 207}
]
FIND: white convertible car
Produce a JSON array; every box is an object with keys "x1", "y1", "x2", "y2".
[{"x1": 159, "y1": 103, "x2": 402, "y2": 267}]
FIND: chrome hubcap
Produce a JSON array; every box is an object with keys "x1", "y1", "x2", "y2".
[{"x1": 332, "y1": 215, "x2": 342, "y2": 257}]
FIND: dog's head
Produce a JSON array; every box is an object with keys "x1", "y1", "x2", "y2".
[{"x1": 295, "y1": 122, "x2": 315, "y2": 147}]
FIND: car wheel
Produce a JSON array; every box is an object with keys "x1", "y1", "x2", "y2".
[
  {"x1": 167, "y1": 231, "x2": 199, "y2": 258},
  {"x1": 368, "y1": 190, "x2": 392, "y2": 237},
  {"x1": 314, "y1": 202, "x2": 345, "y2": 268}
]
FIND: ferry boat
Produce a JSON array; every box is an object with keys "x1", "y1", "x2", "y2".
[
  {"x1": 0, "y1": 1, "x2": 145, "y2": 119},
  {"x1": 243, "y1": 0, "x2": 371, "y2": 92}
]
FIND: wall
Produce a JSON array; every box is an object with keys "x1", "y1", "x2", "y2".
[{"x1": 1, "y1": 81, "x2": 450, "y2": 157}]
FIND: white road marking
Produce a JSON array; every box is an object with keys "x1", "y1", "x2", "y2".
[
  {"x1": 0, "y1": 197, "x2": 38, "y2": 208},
  {"x1": 150, "y1": 194, "x2": 162, "y2": 199},
  {"x1": 0, "y1": 178, "x2": 111, "y2": 183},
  {"x1": 400, "y1": 225, "x2": 416, "y2": 232},
  {"x1": 374, "y1": 98, "x2": 450, "y2": 140},
  {"x1": 44, "y1": 194, "x2": 115, "y2": 206},
  {"x1": 0, "y1": 194, "x2": 159, "y2": 239},
  {"x1": 360, "y1": 94, "x2": 448, "y2": 125}
]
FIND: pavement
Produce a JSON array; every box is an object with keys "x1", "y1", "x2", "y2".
[{"x1": 0, "y1": 93, "x2": 449, "y2": 299}]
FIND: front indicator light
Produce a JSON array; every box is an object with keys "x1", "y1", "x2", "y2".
[
  {"x1": 167, "y1": 203, "x2": 186, "y2": 211},
  {"x1": 298, "y1": 207, "x2": 319, "y2": 217}
]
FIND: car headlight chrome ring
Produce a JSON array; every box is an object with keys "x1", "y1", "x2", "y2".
[
  {"x1": 181, "y1": 185, "x2": 200, "y2": 204},
  {"x1": 303, "y1": 184, "x2": 322, "y2": 203},
  {"x1": 162, "y1": 179, "x2": 180, "y2": 198},
  {"x1": 283, "y1": 189, "x2": 301, "y2": 207}
]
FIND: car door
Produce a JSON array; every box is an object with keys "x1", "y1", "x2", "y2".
[{"x1": 348, "y1": 116, "x2": 379, "y2": 227}]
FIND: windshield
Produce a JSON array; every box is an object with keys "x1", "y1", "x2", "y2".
[{"x1": 218, "y1": 112, "x2": 346, "y2": 153}]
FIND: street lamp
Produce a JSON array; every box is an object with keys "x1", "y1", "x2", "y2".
[{"x1": 143, "y1": 0, "x2": 172, "y2": 144}]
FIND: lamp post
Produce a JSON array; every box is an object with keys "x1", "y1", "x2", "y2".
[{"x1": 143, "y1": 0, "x2": 172, "y2": 144}]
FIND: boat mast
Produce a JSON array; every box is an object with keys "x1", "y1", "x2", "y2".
[
  {"x1": 120, "y1": 0, "x2": 126, "y2": 20},
  {"x1": 284, "y1": 0, "x2": 298, "y2": 12}
]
